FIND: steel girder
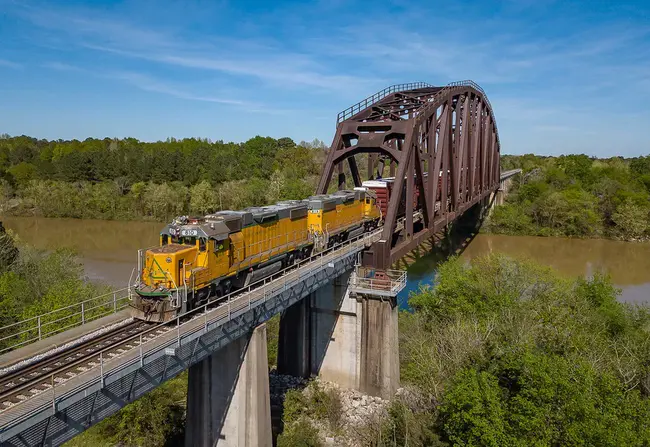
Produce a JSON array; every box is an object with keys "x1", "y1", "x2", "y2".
[{"x1": 316, "y1": 81, "x2": 501, "y2": 269}]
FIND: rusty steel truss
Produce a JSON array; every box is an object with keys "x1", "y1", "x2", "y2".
[{"x1": 316, "y1": 80, "x2": 501, "y2": 269}]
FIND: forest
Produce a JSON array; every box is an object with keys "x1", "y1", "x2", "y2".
[
  {"x1": 0, "y1": 134, "x2": 327, "y2": 220},
  {"x1": 492, "y1": 154, "x2": 650, "y2": 240},
  {"x1": 2, "y1": 133, "x2": 649, "y2": 445},
  {"x1": 277, "y1": 254, "x2": 650, "y2": 446},
  {"x1": 1, "y1": 134, "x2": 649, "y2": 241}
]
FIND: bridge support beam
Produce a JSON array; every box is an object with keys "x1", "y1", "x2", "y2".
[
  {"x1": 277, "y1": 273, "x2": 400, "y2": 399},
  {"x1": 277, "y1": 296, "x2": 311, "y2": 378},
  {"x1": 357, "y1": 295, "x2": 399, "y2": 398},
  {"x1": 185, "y1": 324, "x2": 272, "y2": 447}
]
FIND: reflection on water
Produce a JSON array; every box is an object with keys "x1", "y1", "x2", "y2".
[
  {"x1": 398, "y1": 234, "x2": 650, "y2": 305},
  {"x1": 4, "y1": 217, "x2": 650, "y2": 304},
  {"x1": 3, "y1": 216, "x2": 162, "y2": 287}
]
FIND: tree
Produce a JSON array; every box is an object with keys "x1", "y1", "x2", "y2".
[
  {"x1": 189, "y1": 181, "x2": 218, "y2": 215},
  {"x1": 7, "y1": 162, "x2": 37, "y2": 188},
  {"x1": 612, "y1": 199, "x2": 649, "y2": 240}
]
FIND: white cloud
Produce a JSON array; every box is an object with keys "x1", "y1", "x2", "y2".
[{"x1": 12, "y1": 2, "x2": 379, "y2": 94}]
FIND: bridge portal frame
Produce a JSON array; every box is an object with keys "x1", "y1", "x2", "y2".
[{"x1": 317, "y1": 80, "x2": 501, "y2": 269}]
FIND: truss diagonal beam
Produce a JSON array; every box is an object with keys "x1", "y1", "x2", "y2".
[{"x1": 317, "y1": 81, "x2": 501, "y2": 269}]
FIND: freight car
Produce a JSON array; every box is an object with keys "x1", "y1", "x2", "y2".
[
  {"x1": 362, "y1": 172, "x2": 444, "y2": 218},
  {"x1": 130, "y1": 189, "x2": 381, "y2": 322}
]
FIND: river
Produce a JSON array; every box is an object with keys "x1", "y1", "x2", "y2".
[
  {"x1": 3, "y1": 217, "x2": 650, "y2": 304},
  {"x1": 399, "y1": 233, "x2": 650, "y2": 305}
]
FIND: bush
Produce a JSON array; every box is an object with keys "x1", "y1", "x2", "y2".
[
  {"x1": 486, "y1": 153, "x2": 650, "y2": 239},
  {"x1": 67, "y1": 373, "x2": 188, "y2": 447},
  {"x1": 283, "y1": 381, "x2": 342, "y2": 429},
  {"x1": 309, "y1": 381, "x2": 343, "y2": 429},
  {"x1": 399, "y1": 255, "x2": 650, "y2": 446},
  {"x1": 376, "y1": 401, "x2": 442, "y2": 447},
  {"x1": 277, "y1": 418, "x2": 322, "y2": 447}
]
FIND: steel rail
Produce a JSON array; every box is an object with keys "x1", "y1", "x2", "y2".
[{"x1": 0, "y1": 321, "x2": 155, "y2": 407}]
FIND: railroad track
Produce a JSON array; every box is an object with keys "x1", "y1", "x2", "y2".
[
  {"x1": 0, "y1": 321, "x2": 171, "y2": 411},
  {"x1": 0, "y1": 228, "x2": 390, "y2": 414}
]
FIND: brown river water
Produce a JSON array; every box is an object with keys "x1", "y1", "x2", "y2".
[{"x1": 3, "y1": 217, "x2": 650, "y2": 304}]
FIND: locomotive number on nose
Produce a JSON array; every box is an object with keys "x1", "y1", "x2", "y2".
[{"x1": 180, "y1": 229, "x2": 198, "y2": 236}]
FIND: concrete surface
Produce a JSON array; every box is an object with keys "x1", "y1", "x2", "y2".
[
  {"x1": 185, "y1": 324, "x2": 272, "y2": 447},
  {"x1": 359, "y1": 297, "x2": 399, "y2": 399},
  {"x1": 277, "y1": 298, "x2": 311, "y2": 378}
]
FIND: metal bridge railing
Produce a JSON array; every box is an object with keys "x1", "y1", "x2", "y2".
[
  {"x1": 0, "y1": 288, "x2": 131, "y2": 355},
  {"x1": 336, "y1": 79, "x2": 500, "y2": 149},
  {"x1": 336, "y1": 82, "x2": 434, "y2": 124},
  {"x1": 446, "y1": 80, "x2": 500, "y2": 146},
  {"x1": 350, "y1": 266, "x2": 407, "y2": 296}
]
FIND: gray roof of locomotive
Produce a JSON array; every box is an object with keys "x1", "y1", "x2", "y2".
[
  {"x1": 161, "y1": 190, "x2": 368, "y2": 240},
  {"x1": 307, "y1": 189, "x2": 365, "y2": 211}
]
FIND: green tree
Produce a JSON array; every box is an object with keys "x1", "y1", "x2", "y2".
[
  {"x1": 439, "y1": 368, "x2": 508, "y2": 446},
  {"x1": 7, "y1": 162, "x2": 37, "y2": 188},
  {"x1": 189, "y1": 180, "x2": 218, "y2": 215},
  {"x1": 612, "y1": 199, "x2": 649, "y2": 240}
]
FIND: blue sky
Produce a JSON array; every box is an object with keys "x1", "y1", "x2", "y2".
[{"x1": 0, "y1": 0, "x2": 649, "y2": 156}]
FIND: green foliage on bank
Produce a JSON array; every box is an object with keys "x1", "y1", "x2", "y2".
[
  {"x1": 0, "y1": 232, "x2": 108, "y2": 352},
  {"x1": 66, "y1": 373, "x2": 188, "y2": 447},
  {"x1": 489, "y1": 154, "x2": 650, "y2": 239},
  {"x1": 394, "y1": 254, "x2": 650, "y2": 446},
  {"x1": 278, "y1": 381, "x2": 342, "y2": 447},
  {"x1": 49, "y1": 254, "x2": 650, "y2": 446},
  {"x1": 0, "y1": 135, "x2": 327, "y2": 220}
]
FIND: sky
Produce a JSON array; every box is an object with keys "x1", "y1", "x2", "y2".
[{"x1": 0, "y1": 0, "x2": 649, "y2": 156}]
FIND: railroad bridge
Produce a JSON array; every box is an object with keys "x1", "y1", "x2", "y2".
[{"x1": 0, "y1": 81, "x2": 519, "y2": 446}]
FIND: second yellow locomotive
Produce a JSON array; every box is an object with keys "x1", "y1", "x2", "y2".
[{"x1": 131, "y1": 189, "x2": 380, "y2": 322}]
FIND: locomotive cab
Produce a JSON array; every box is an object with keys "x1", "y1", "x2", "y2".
[{"x1": 132, "y1": 215, "x2": 234, "y2": 322}]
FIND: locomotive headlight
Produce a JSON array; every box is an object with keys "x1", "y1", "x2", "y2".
[{"x1": 166, "y1": 257, "x2": 172, "y2": 263}]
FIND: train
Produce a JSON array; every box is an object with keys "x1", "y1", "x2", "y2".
[
  {"x1": 130, "y1": 188, "x2": 382, "y2": 322},
  {"x1": 361, "y1": 172, "x2": 444, "y2": 218}
]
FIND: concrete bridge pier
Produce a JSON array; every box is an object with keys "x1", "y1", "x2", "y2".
[
  {"x1": 277, "y1": 272, "x2": 400, "y2": 399},
  {"x1": 185, "y1": 324, "x2": 272, "y2": 447}
]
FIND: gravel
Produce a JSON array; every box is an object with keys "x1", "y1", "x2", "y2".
[{"x1": 0, "y1": 317, "x2": 134, "y2": 377}]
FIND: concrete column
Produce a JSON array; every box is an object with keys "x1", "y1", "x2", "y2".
[
  {"x1": 185, "y1": 324, "x2": 272, "y2": 447},
  {"x1": 277, "y1": 298, "x2": 311, "y2": 378},
  {"x1": 277, "y1": 272, "x2": 400, "y2": 399},
  {"x1": 359, "y1": 297, "x2": 399, "y2": 399},
  {"x1": 312, "y1": 276, "x2": 362, "y2": 390}
]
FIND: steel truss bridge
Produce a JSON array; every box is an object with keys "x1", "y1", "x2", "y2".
[
  {"x1": 0, "y1": 80, "x2": 512, "y2": 446},
  {"x1": 318, "y1": 81, "x2": 502, "y2": 269}
]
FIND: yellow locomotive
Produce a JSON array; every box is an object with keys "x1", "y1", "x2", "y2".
[{"x1": 131, "y1": 189, "x2": 381, "y2": 322}]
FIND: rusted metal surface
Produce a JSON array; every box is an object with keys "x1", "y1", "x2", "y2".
[{"x1": 316, "y1": 80, "x2": 501, "y2": 269}]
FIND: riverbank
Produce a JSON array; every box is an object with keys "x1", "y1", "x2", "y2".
[
  {"x1": 398, "y1": 232, "x2": 650, "y2": 305},
  {"x1": 492, "y1": 154, "x2": 650, "y2": 241},
  {"x1": 5, "y1": 216, "x2": 650, "y2": 304}
]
